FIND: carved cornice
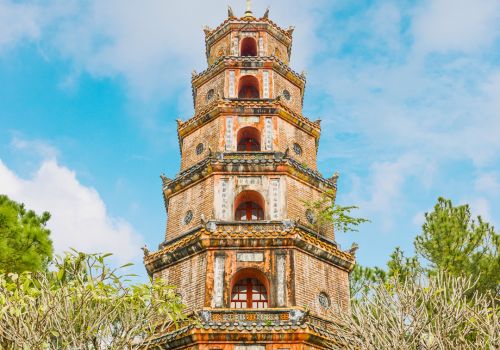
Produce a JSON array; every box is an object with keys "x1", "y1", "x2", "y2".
[
  {"x1": 162, "y1": 151, "x2": 336, "y2": 201},
  {"x1": 144, "y1": 222, "x2": 354, "y2": 275},
  {"x1": 142, "y1": 308, "x2": 352, "y2": 349},
  {"x1": 178, "y1": 98, "x2": 320, "y2": 141},
  {"x1": 204, "y1": 18, "x2": 292, "y2": 50},
  {"x1": 192, "y1": 55, "x2": 305, "y2": 88}
]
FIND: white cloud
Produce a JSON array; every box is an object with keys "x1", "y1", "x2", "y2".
[
  {"x1": 0, "y1": 0, "x2": 326, "y2": 103},
  {"x1": 466, "y1": 197, "x2": 493, "y2": 223},
  {"x1": 0, "y1": 0, "x2": 41, "y2": 50},
  {"x1": 475, "y1": 172, "x2": 500, "y2": 195},
  {"x1": 412, "y1": 211, "x2": 426, "y2": 227},
  {"x1": 10, "y1": 136, "x2": 59, "y2": 159},
  {"x1": 412, "y1": 0, "x2": 500, "y2": 53},
  {"x1": 344, "y1": 153, "x2": 429, "y2": 229},
  {"x1": 0, "y1": 158, "x2": 143, "y2": 263}
]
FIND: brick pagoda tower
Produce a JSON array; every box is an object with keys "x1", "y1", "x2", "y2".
[{"x1": 144, "y1": 3, "x2": 355, "y2": 349}]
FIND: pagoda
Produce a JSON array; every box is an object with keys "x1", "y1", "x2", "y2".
[{"x1": 144, "y1": 3, "x2": 355, "y2": 349}]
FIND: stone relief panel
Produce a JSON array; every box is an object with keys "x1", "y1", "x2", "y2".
[
  {"x1": 276, "y1": 252, "x2": 286, "y2": 306},
  {"x1": 225, "y1": 116, "x2": 235, "y2": 150},
  {"x1": 211, "y1": 253, "x2": 226, "y2": 308}
]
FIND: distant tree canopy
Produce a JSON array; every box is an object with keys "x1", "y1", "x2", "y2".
[
  {"x1": 351, "y1": 197, "x2": 500, "y2": 299},
  {"x1": 0, "y1": 194, "x2": 53, "y2": 273},
  {"x1": 415, "y1": 197, "x2": 500, "y2": 296},
  {"x1": 340, "y1": 198, "x2": 499, "y2": 349}
]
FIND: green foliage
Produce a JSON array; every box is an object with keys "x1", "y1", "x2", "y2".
[
  {"x1": 349, "y1": 264, "x2": 386, "y2": 299},
  {"x1": 350, "y1": 197, "x2": 500, "y2": 300},
  {"x1": 0, "y1": 250, "x2": 187, "y2": 349},
  {"x1": 0, "y1": 195, "x2": 53, "y2": 273},
  {"x1": 415, "y1": 197, "x2": 500, "y2": 296},
  {"x1": 386, "y1": 247, "x2": 422, "y2": 283},
  {"x1": 302, "y1": 189, "x2": 369, "y2": 235}
]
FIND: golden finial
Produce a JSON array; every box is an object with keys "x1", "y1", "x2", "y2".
[{"x1": 243, "y1": 0, "x2": 254, "y2": 18}]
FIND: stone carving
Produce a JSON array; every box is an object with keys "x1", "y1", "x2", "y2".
[
  {"x1": 212, "y1": 254, "x2": 225, "y2": 307},
  {"x1": 276, "y1": 253, "x2": 286, "y2": 306},
  {"x1": 227, "y1": 5, "x2": 235, "y2": 18},
  {"x1": 237, "y1": 252, "x2": 264, "y2": 262}
]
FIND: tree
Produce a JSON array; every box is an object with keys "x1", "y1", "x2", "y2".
[
  {"x1": 0, "y1": 195, "x2": 53, "y2": 273},
  {"x1": 349, "y1": 264, "x2": 386, "y2": 299},
  {"x1": 0, "y1": 250, "x2": 187, "y2": 349},
  {"x1": 350, "y1": 198, "x2": 500, "y2": 299},
  {"x1": 415, "y1": 197, "x2": 500, "y2": 297},
  {"x1": 333, "y1": 272, "x2": 499, "y2": 350}
]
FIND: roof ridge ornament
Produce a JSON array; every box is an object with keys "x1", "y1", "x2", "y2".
[
  {"x1": 263, "y1": 7, "x2": 269, "y2": 19},
  {"x1": 228, "y1": 5, "x2": 235, "y2": 18}
]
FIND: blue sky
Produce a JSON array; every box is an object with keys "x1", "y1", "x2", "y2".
[{"x1": 0, "y1": 0, "x2": 499, "y2": 278}]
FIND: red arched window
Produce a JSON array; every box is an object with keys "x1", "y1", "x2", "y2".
[
  {"x1": 235, "y1": 201, "x2": 264, "y2": 221},
  {"x1": 237, "y1": 138, "x2": 259, "y2": 151},
  {"x1": 237, "y1": 127, "x2": 260, "y2": 151},
  {"x1": 238, "y1": 75, "x2": 260, "y2": 99},
  {"x1": 240, "y1": 37, "x2": 257, "y2": 56},
  {"x1": 234, "y1": 190, "x2": 265, "y2": 221},
  {"x1": 231, "y1": 278, "x2": 268, "y2": 308}
]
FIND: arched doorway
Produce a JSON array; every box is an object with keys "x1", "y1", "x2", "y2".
[
  {"x1": 234, "y1": 190, "x2": 265, "y2": 221},
  {"x1": 238, "y1": 75, "x2": 260, "y2": 99},
  {"x1": 237, "y1": 127, "x2": 261, "y2": 151},
  {"x1": 240, "y1": 37, "x2": 257, "y2": 56},
  {"x1": 230, "y1": 269, "x2": 269, "y2": 309}
]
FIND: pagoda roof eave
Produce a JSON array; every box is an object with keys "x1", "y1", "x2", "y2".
[
  {"x1": 162, "y1": 152, "x2": 337, "y2": 200},
  {"x1": 141, "y1": 309, "x2": 353, "y2": 349},
  {"x1": 143, "y1": 222, "x2": 355, "y2": 276},
  {"x1": 178, "y1": 99, "x2": 320, "y2": 142},
  {"x1": 192, "y1": 55, "x2": 305, "y2": 88}
]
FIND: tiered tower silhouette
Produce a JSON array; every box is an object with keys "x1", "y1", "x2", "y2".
[{"x1": 144, "y1": 3, "x2": 355, "y2": 349}]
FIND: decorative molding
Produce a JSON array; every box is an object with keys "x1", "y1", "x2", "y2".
[{"x1": 144, "y1": 223, "x2": 354, "y2": 275}]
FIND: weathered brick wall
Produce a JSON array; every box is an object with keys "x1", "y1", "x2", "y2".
[
  {"x1": 195, "y1": 72, "x2": 225, "y2": 114},
  {"x1": 273, "y1": 71, "x2": 302, "y2": 114},
  {"x1": 267, "y1": 33, "x2": 290, "y2": 63},
  {"x1": 278, "y1": 118, "x2": 317, "y2": 170},
  {"x1": 153, "y1": 252, "x2": 207, "y2": 313},
  {"x1": 165, "y1": 177, "x2": 214, "y2": 241},
  {"x1": 181, "y1": 118, "x2": 221, "y2": 171},
  {"x1": 293, "y1": 250, "x2": 350, "y2": 317},
  {"x1": 208, "y1": 34, "x2": 231, "y2": 65},
  {"x1": 286, "y1": 176, "x2": 334, "y2": 240}
]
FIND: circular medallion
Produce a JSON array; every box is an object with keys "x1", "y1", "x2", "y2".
[
  {"x1": 184, "y1": 210, "x2": 193, "y2": 225},
  {"x1": 293, "y1": 143, "x2": 302, "y2": 156},
  {"x1": 318, "y1": 292, "x2": 331, "y2": 308},
  {"x1": 196, "y1": 143, "x2": 204, "y2": 155},
  {"x1": 306, "y1": 209, "x2": 315, "y2": 225},
  {"x1": 282, "y1": 89, "x2": 291, "y2": 101},
  {"x1": 206, "y1": 89, "x2": 215, "y2": 102}
]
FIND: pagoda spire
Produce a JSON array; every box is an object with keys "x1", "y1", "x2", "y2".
[{"x1": 243, "y1": 0, "x2": 254, "y2": 19}]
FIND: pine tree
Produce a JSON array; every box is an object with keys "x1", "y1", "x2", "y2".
[
  {"x1": 415, "y1": 197, "x2": 500, "y2": 296},
  {"x1": 0, "y1": 195, "x2": 53, "y2": 273}
]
